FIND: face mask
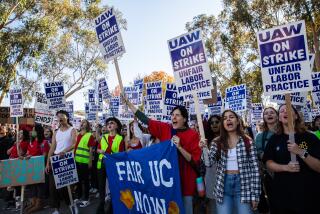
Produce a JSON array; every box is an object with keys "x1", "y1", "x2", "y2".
[{"x1": 31, "y1": 131, "x2": 37, "y2": 138}]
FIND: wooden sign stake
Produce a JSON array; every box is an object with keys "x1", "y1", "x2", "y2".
[{"x1": 285, "y1": 94, "x2": 297, "y2": 163}]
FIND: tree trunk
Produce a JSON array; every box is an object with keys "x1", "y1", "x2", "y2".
[{"x1": 0, "y1": 74, "x2": 13, "y2": 104}]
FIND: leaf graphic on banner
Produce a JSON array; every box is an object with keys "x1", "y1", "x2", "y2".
[
  {"x1": 120, "y1": 189, "x2": 135, "y2": 209},
  {"x1": 168, "y1": 201, "x2": 180, "y2": 214}
]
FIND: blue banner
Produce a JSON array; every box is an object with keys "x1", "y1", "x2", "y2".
[{"x1": 105, "y1": 140, "x2": 184, "y2": 214}]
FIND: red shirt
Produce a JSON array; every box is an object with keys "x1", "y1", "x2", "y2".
[
  {"x1": 9, "y1": 140, "x2": 29, "y2": 159},
  {"x1": 27, "y1": 140, "x2": 41, "y2": 156},
  {"x1": 148, "y1": 119, "x2": 201, "y2": 196},
  {"x1": 40, "y1": 140, "x2": 50, "y2": 155},
  {"x1": 128, "y1": 140, "x2": 143, "y2": 150},
  {"x1": 98, "y1": 135, "x2": 125, "y2": 154},
  {"x1": 74, "y1": 133, "x2": 96, "y2": 152}
]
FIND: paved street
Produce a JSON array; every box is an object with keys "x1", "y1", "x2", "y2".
[{"x1": 0, "y1": 189, "x2": 100, "y2": 214}]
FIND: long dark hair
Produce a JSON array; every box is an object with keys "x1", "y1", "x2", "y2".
[
  {"x1": 34, "y1": 123, "x2": 45, "y2": 144},
  {"x1": 277, "y1": 104, "x2": 306, "y2": 134},
  {"x1": 21, "y1": 130, "x2": 30, "y2": 142},
  {"x1": 205, "y1": 115, "x2": 221, "y2": 146},
  {"x1": 262, "y1": 106, "x2": 278, "y2": 132},
  {"x1": 214, "y1": 110, "x2": 250, "y2": 160},
  {"x1": 312, "y1": 115, "x2": 320, "y2": 131}
]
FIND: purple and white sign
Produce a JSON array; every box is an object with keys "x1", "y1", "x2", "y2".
[
  {"x1": 257, "y1": 20, "x2": 312, "y2": 95},
  {"x1": 168, "y1": 29, "x2": 213, "y2": 100}
]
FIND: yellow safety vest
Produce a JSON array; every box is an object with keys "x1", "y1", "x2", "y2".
[
  {"x1": 75, "y1": 132, "x2": 92, "y2": 164},
  {"x1": 97, "y1": 134, "x2": 123, "y2": 169},
  {"x1": 315, "y1": 130, "x2": 320, "y2": 140}
]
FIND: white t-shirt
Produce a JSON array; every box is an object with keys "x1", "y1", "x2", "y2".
[{"x1": 54, "y1": 126, "x2": 74, "y2": 154}]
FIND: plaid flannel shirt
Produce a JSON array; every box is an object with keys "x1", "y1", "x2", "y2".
[{"x1": 203, "y1": 137, "x2": 261, "y2": 204}]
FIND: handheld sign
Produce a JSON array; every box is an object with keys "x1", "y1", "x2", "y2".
[
  {"x1": 44, "y1": 81, "x2": 66, "y2": 110},
  {"x1": 98, "y1": 78, "x2": 111, "y2": 99},
  {"x1": 88, "y1": 89, "x2": 96, "y2": 103},
  {"x1": 270, "y1": 92, "x2": 307, "y2": 106},
  {"x1": 94, "y1": 8, "x2": 126, "y2": 62},
  {"x1": 94, "y1": 8, "x2": 126, "y2": 92},
  {"x1": 162, "y1": 83, "x2": 184, "y2": 122},
  {"x1": 251, "y1": 103, "x2": 263, "y2": 123},
  {"x1": 65, "y1": 101, "x2": 74, "y2": 122},
  {"x1": 312, "y1": 72, "x2": 320, "y2": 106},
  {"x1": 145, "y1": 81, "x2": 163, "y2": 119},
  {"x1": 110, "y1": 96, "x2": 120, "y2": 117},
  {"x1": 225, "y1": 84, "x2": 247, "y2": 113},
  {"x1": 9, "y1": 88, "x2": 23, "y2": 117},
  {"x1": 208, "y1": 92, "x2": 223, "y2": 115},
  {"x1": 105, "y1": 140, "x2": 184, "y2": 214},
  {"x1": 134, "y1": 79, "x2": 144, "y2": 105},
  {"x1": 34, "y1": 92, "x2": 54, "y2": 126},
  {"x1": 50, "y1": 152, "x2": 78, "y2": 189},
  {"x1": 257, "y1": 20, "x2": 312, "y2": 95},
  {"x1": 168, "y1": 29, "x2": 213, "y2": 101},
  {"x1": 0, "y1": 156, "x2": 45, "y2": 187}
]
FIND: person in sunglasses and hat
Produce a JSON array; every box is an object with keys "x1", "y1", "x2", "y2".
[{"x1": 96, "y1": 117, "x2": 125, "y2": 214}]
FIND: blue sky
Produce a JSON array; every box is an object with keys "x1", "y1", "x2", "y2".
[{"x1": 70, "y1": 0, "x2": 223, "y2": 111}]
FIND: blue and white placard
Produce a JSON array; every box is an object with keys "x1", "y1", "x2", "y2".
[
  {"x1": 44, "y1": 82, "x2": 66, "y2": 110},
  {"x1": 312, "y1": 72, "x2": 320, "y2": 106},
  {"x1": 270, "y1": 92, "x2": 307, "y2": 106},
  {"x1": 225, "y1": 84, "x2": 247, "y2": 113},
  {"x1": 257, "y1": 20, "x2": 312, "y2": 95},
  {"x1": 208, "y1": 92, "x2": 223, "y2": 115},
  {"x1": 9, "y1": 88, "x2": 23, "y2": 117},
  {"x1": 94, "y1": 8, "x2": 125, "y2": 62},
  {"x1": 251, "y1": 103, "x2": 263, "y2": 123},
  {"x1": 162, "y1": 83, "x2": 184, "y2": 122},
  {"x1": 168, "y1": 29, "x2": 213, "y2": 100},
  {"x1": 145, "y1": 81, "x2": 163, "y2": 118},
  {"x1": 98, "y1": 78, "x2": 111, "y2": 99}
]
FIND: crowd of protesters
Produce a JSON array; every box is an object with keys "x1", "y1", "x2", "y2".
[{"x1": 1, "y1": 99, "x2": 320, "y2": 214}]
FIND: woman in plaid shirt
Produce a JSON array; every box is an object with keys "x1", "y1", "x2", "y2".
[{"x1": 200, "y1": 110, "x2": 261, "y2": 214}]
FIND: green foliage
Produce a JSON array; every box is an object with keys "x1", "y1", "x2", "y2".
[
  {"x1": 0, "y1": 0, "x2": 125, "y2": 104},
  {"x1": 186, "y1": 0, "x2": 320, "y2": 103}
]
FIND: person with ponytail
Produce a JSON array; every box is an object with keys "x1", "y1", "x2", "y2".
[
  {"x1": 263, "y1": 104, "x2": 320, "y2": 213},
  {"x1": 45, "y1": 110, "x2": 76, "y2": 214},
  {"x1": 199, "y1": 110, "x2": 260, "y2": 214}
]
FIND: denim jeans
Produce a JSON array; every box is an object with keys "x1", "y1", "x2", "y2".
[
  {"x1": 216, "y1": 174, "x2": 253, "y2": 214},
  {"x1": 183, "y1": 196, "x2": 193, "y2": 214}
]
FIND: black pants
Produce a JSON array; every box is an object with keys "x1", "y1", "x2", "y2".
[
  {"x1": 90, "y1": 153, "x2": 99, "y2": 189},
  {"x1": 49, "y1": 172, "x2": 70, "y2": 208},
  {"x1": 96, "y1": 162, "x2": 113, "y2": 214},
  {"x1": 76, "y1": 163, "x2": 90, "y2": 200}
]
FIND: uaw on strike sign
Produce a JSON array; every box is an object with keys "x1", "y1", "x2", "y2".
[
  {"x1": 94, "y1": 8, "x2": 125, "y2": 62},
  {"x1": 257, "y1": 20, "x2": 312, "y2": 95},
  {"x1": 168, "y1": 29, "x2": 213, "y2": 100}
]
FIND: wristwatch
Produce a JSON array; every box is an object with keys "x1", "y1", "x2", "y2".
[{"x1": 299, "y1": 150, "x2": 309, "y2": 159}]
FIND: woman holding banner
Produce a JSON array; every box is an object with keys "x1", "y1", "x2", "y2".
[
  {"x1": 263, "y1": 104, "x2": 320, "y2": 214},
  {"x1": 24, "y1": 124, "x2": 50, "y2": 213},
  {"x1": 122, "y1": 94, "x2": 201, "y2": 214},
  {"x1": 96, "y1": 117, "x2": 125, "y2": 214},
  {"x1": 45, "y1": 110, "x2": 77, "y2": 214},
  {"x1": 199, "y1": 110, "x2": 261, "y2": 214}
]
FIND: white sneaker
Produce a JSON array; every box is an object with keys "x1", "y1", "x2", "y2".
[
  {"x1": 79, "y1": 200, "x2": 90, "y2": 208},
  {"x1": 52, "y1": 210, "x2": 60, "y2": 214},
  {"x1": 95, "y1": 192, "x2": 100, "y2": 198},
  {"x1": 91, "y1": 188, "x2": 98, "y2": 194}
]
